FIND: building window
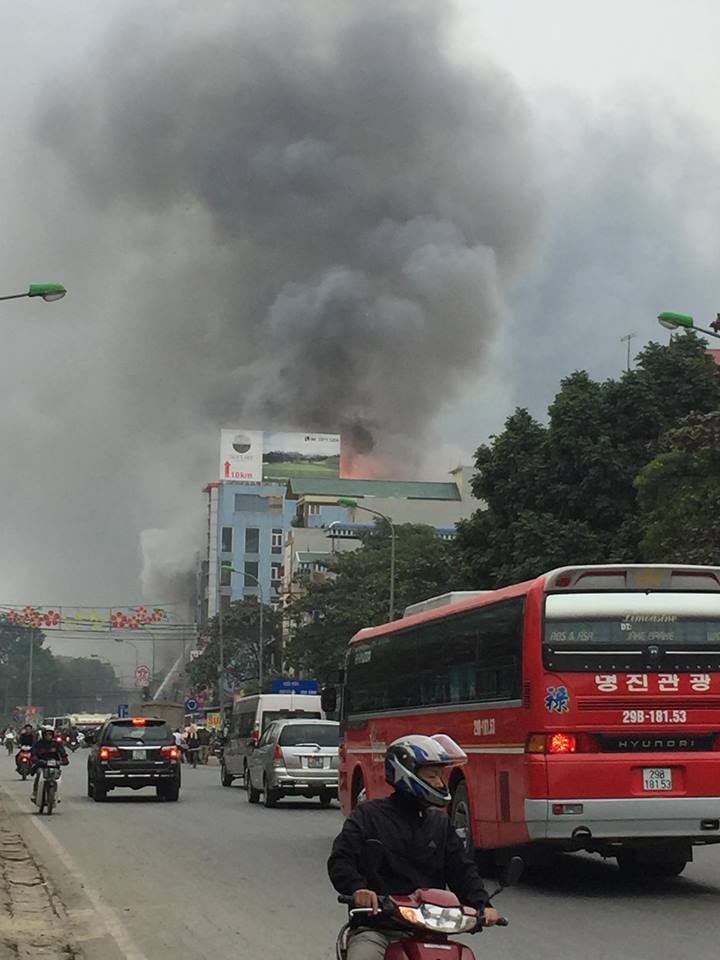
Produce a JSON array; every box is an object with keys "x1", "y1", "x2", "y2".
[
  {"x1": 220, "y1": 594, "x2": 231, "y2": 613},
  {"x1": 245, "y1": 528, "x2": 260, "y2": 553},
  {"x1": 308, "y1": 503, "x2": 321, "y2": 516},
  {"x1": 271, "y1": 529, "x2": 283, "y2": 554},
  {"x1": 221, "y1": 527, "x2": 233, "y2": 553},
  {"x1": 244, "y1": 560, "x2": 259, "y2": 587},
  {"x1": 220, "y1": 564, "x2": 232, "y2": 587},
  {"x1": 271, "y1": 563, "x2": 283, "y2": 592},
  {"x1": 234, "y1": 494, "x2": 268, "y2": 513}
]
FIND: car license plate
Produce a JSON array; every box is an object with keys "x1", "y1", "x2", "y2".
[
  {"x1": 643, "y1": 767, "x2": 672, "y2": 791},
  {"x1": 307, "y1": 756, "x2": 323, "y2": 769},
  {"x1": 132, "y1": 750, "x2": 146, "y2": 761}
]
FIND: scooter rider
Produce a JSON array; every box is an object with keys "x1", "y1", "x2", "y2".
[
  {"x1": 328, "y1": 734, "x2": 499, "y2": 960},
  {"x1": 18, "y1": 724, "x2": 35, "y2": 748},
  {"x1": 30, "y1": 725, "x2": 69, "y2": 803}
]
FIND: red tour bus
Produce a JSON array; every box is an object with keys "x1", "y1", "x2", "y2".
[{"x1": 337, "y1": 564, "x2": 720, "y2": 876}]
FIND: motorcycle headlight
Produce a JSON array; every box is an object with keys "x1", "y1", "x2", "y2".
[{"x1": 419, "y1": 904, "x2": 476, "y2": 933}]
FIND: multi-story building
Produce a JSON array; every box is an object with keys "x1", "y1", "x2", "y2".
[
  {"x1": 200, "y1": 480, "x2": 295, "y2": 625},
  {"x1": 200, "y1": 466, "x2": 482, "y2": 630}
]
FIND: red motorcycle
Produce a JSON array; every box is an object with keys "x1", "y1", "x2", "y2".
[
  {"x1": 336, "y1": 845, "x2": 523, "y2": 960},
  {"x1": 15, "y1": 748, "x2": 32, "y2": 781}
]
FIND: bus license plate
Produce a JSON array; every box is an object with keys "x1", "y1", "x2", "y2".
[
  {"x1": 643, "y1": 768, "x2": 672, "y2": 791},
  {"x1": 307, "y1": 756, "x2": 323, "y2": 768},
  {"x1": 132, "y1": 750, "x2": 146, "y2": 761}
]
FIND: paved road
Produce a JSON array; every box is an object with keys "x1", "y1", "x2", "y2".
[{"x1": 1, "y1": 753, "x2": 719, "y2": 960}]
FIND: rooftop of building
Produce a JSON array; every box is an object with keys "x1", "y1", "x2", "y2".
[
  {"x1": 296, "y1": 551, "x2": 331, "y2": 564},
  {"x1": 286, "y1": 477, "x2": 462, "y2": 501}
]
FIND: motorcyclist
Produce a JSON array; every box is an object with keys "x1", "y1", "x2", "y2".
[
  {"x1": 328, "y1": 734, "x2": 498, "y2": 960},
  {"x1": 18, "y1": 724, "x2": 35, "y2": 748},
  {"x1": 30, "y1": 725, "x2": 69, "y2": 803},
  {"x1": 4, "y1": 727, "x2": 17, "y2": 754}
]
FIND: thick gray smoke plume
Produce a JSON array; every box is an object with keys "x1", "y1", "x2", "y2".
[{"x1": 37, "y1": 0, "x2": 539, "y2": 470}]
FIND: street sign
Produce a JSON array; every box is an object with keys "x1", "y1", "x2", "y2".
[
  {"x1": 189, "y1": 650, "x2": 201, "y2": 660},
  {"x1": 135, "y1": 664, "x2": 151, "y2": 687},
  {"x1": 206, "y1": 712, "x2": 222, "y2": 729},
  {"x1": 184, "y1": 697, "x2": 198, "y2": 712},
  {"x1": 271, "y1": 679, "x2": 320, "y2": 695},
  {"x1": 117, "y1": 703, "x2": 129, "y2": 718}
]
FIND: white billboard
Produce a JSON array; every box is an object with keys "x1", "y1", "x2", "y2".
[
  {"x1": 219, "y1": 429, "x2": 340, "y2": 482},
  {"x1": 220, "y1": 429, "x2": 264, "y2": 481}
]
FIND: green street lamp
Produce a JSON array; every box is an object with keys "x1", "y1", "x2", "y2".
[
  {"x1": 0, "y1": 283, "x2": 67, "y2": 303},
  {"x1": 336, "y1": 497, "x2": 396, "y2": 621},
  {"x1": 657, "y1": 310, "x2": 720, "y2": 341},
  {"x1": 221, "y1": 563, "x2": 266, "y2": 693}
]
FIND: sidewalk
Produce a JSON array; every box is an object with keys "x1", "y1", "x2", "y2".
[{"x1": 0, "y1": 793, "x2": 80, "y2": 960}]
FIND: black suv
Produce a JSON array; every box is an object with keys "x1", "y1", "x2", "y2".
[{"x1": 87, "y1": 717, "x2": 181, "y2": 802}]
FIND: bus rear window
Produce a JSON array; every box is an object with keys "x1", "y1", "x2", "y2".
[{"x1": 544, "y1": 592, "x2": 720, "y2": 672}]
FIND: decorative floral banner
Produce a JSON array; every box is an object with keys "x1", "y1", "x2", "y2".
[{"x1": 3, "y1": 605, "x2": 168, "y2": 630}]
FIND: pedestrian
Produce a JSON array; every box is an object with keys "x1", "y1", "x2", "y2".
[
  {"x1": 173, "y1": 728, "x2": 187, "y2": 763},
  {"x1": 185, "y1": 723, "x2": 200, "y2": 768},
  {"x1": 197, "y1": 725, "x2": 210, "y2": 764},
  {"x1": 4, "y1": 727, "x2": 17, "y2": 755}
]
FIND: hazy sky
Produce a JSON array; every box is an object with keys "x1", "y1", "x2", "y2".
[{"x1": 2, "y1": 1, "x2": 719, "y2": 668}]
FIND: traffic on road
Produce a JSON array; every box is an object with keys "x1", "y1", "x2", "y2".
[{"x1": 2, "y1": 563, "x2": 720, "y2": 960}]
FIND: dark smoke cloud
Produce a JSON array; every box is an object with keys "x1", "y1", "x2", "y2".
[{"x1": 37, "y1": 0, "x2": 540, "y2": 474}]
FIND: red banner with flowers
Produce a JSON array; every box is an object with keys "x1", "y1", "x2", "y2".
[{"x1": 2, "y1": 605, "x2": 168, "y2": 631}]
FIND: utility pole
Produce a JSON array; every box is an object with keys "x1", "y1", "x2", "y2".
[
  {"x1": 217, "y1": 558, "x2": 225, "y2": 723},
  {"x1": 26, "y1": 630, "x2": 34, "y2": 719},
  {"x1": 620, "y1": 332, "x2": 636, "y2": 372}
]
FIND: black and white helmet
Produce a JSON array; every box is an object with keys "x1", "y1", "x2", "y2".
[{"x1": 385, "y1": 734, "x2": 467, "y2": 807}]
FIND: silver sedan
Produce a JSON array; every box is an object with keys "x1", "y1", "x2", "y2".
[{"x1": 246, "y1": 718, "x2": 339, "y2": 808}]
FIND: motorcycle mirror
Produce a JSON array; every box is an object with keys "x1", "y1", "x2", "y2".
[{"x1": 503, "y1": 856, "x2": 524, "y2": 888}]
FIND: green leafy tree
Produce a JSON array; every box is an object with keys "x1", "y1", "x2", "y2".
[
  {"x1": 635, "y1": 410, "x2": 720, "y2": 563},
  {"x1": 285, "y1": 524, "x2": 455, "y2": 678},
  {"x1": 456, "y1": 334, "x2": 720, "y2": 587},
  {"x1": 0, "y1": 619, "x2": 122, "y2": 718},
  {"x1": 190, "y1": 598, "x2": 281, "y2": 696},
  {"x1": 0, "y1": 618, "x2": 58, "y2": 717}
]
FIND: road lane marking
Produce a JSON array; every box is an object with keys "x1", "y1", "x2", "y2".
[{"x1": 0, "y1": 786, "x2": 149, "y2": 960}]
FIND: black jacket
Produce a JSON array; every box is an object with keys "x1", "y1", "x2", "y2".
[
  {"x1": 328, "y1": 794, "x2": 489, "y2": 922},
  {"x1": 31, "y1": 738, "x2": 68, "y2": 767}
]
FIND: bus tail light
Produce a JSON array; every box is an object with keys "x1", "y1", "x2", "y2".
[
  {"x1": 526, "y1": 733, "x2": 600, "y2": 754},
  {"x1": 548, "y1": 733, "x2": 576, "y2": 753}
]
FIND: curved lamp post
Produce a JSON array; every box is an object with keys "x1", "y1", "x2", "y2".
[
  {"x1": 336, "y1": 497, "x2": 396, "y2": 621},
  {"x1": 221, "y1": 564, "x2": 266, "y2": 694},
  {"x1": 0, "y1": 283, "x2": 67, "y2": 303},
  {"x1": 657, "y1": 311, "x2": 720, "y2": 341},
  {"x1": 114, "y1": 637, "x2": 139, "y2": 668}
]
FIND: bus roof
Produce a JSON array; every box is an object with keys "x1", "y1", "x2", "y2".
[{"x1": 350, "y1": 563, "x2": 720, "y2": 645}]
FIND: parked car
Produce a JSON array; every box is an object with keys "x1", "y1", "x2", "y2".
[
  {"x1": 86, "y1": 717, "x2": 181, "y2": 802},
  {"x1": 221, "y1": 693, "x2": 323, "y2": 789},
  {"x1": 246, "y1": 718, "x2": 339, "y2": 807}
]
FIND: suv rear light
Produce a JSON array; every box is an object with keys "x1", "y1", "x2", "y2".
[
  {"x1": 526, "y1": 733, "x2": 600, "y2": 754},
  {"x1": 251, "y1": 727, "x2": 260, "y2": 746},
  {"x1": 99, "y1": 746, "x2": 120, "y2": 760},
  {"x1": 273, "y1": 744, "x2": 284, "y2": 765},
  {"x1": 131, "y1": 717, "x2": 146, "y2": 726},
  {"x1": 161, "y1": 745, "x2": 179, "y2": 760}
]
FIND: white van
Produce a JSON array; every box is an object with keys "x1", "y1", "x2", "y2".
[{"x1": 220, "y1": 693, "x2": 323, "y2": 789}]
